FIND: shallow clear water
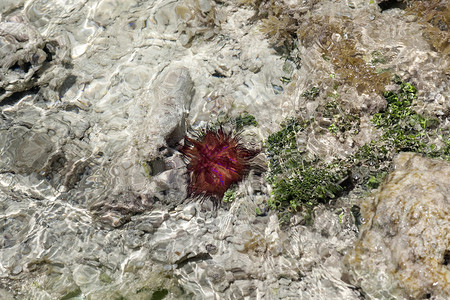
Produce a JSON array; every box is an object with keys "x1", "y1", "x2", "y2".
[{"x1": 1, "y1": 0, "x2": 448, "y2": 299}]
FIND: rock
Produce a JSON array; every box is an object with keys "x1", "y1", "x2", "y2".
[
  {"x1": 0, "y1": 17, "x2": 69, "y2": 105},
  {"x1": 90, "y1": 191, "x2": 156, "y2": 228},
  {"x1": 152, "y1": 0, "x2": 220, "y2": 46},
  {"x1": 0, "y1": 0, "x2": 448, "y2": 299},
  {"x1": 0, "y1": 18, "x2": 45, "y2": 104},
  {"x1": 72, "y1": 265, "x2": 99, "y2": 286},
  {"x1": 345, "y1": 153, "x2": 450, "y2": 299},
  {"x1": 0, "y1": 288, "x2": 15, "y2": 300},
  {"x1": 0, "y1": 127, "x2": 53, "y2": 174},
  {"x1": 134, "y1": 66, "x2": 194, "y2": 160}
]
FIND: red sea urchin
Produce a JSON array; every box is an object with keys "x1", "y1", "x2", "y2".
[{"x1": 179, "y1": 128, "x2": 259, "y2": 203}]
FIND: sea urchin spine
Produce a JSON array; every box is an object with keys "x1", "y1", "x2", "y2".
[{"x1": 179, "y1": 128, "x2": 259, "y2": 202}]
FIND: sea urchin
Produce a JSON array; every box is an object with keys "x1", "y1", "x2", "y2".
[{"x1": 179, "y1": 128, "x2": 259, "y2": 203}]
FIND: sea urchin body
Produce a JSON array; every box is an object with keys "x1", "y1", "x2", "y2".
[{"x1": 179, "y1": 129, "x2": 259, "y2": 201}]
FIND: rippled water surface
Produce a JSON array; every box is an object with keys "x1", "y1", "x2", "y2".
[{"x1": 1, "y1": 0, "x2": 448, "y2": 299}]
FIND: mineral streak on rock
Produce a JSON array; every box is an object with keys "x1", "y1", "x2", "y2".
[{"x1": 345, "y1": 153, "x2": 450, "y2": 299}]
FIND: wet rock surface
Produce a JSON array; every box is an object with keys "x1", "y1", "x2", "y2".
[
  {"x1": 0, "y1": 0, "x2": 448, "y2": 299},
  {"x1": 0, "y1": 15, "x2": 70, "y2": 105},
  {"x1": 345, "y1": 153, "x2": 450, "y2": 299}
]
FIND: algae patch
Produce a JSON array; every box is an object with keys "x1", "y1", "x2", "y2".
[
  {"x1": 265, "y1": 78, "x2": 449, "y2": 223},
  {"x1": 406, "y1": 0, "x2": 450, "y2": 56},
  {"x1": 265, "y1": 117, "x2": 348, "y2": 223},
  {"x1": 369, "y1": 76, "x2": 449, "y2": 160}
]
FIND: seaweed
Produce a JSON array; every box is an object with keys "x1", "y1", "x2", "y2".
[
  {"x1": 370, "y1": 77, "x2": 448, "y2": 159},
  {"x1": 234, "y1": 113, "x2": 258, "y2": 131},
  {"x1": 175, "y1": 0, "x2": 220, "y2": 45},
  {"x1": 406, "y1": 0, "x2": 449, "y2": 56},
  {"x1": 265, "y1": 117, "x2": 348, "y2": 223},
  {"x1": 259, "y1": 14, "x2": 300, "y2": 47},
  {"x1": 241, "y1": 0, "x2": 309, "y2": 49},
  {"x1": 298, "y1": 15, "x2": 392, "y2": 95},
  {"x1": 265, "y1": 78, "x2": 449, "y2": 224}
]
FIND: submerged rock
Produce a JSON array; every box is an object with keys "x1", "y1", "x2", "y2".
[
  {"x1": 0, "y1": 0, "x2": 449, "y2": 299},
  {"x1": 345, "y1": 152, "x2": 450, "y2": 299},
  {"x1": 134, "y1": 66, "x2": 194, "y2": 160},
  {"x1": 0, "y1": 15, "x2": 69, "y2": 104}
]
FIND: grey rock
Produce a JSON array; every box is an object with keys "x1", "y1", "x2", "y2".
[
  {"x1": 134, "y1": 66, "x2": 194, "y2": 160},
  {"x1": 0, "y1": 17, "x2": 69, "y2": 104},
  {"x1": 0, "y1": 288, "x2": 15, "y2": 300},
  {"x1": 0, "y1": 127, "x2": 53, "y2": 174}
]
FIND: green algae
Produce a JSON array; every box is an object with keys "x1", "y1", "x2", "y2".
[
  {"x1": 370, "y1": 76, "x2": 449, "y2": 160},
  {"x1": 234, "y1": 113, "x2": 258, "y2": 131},
  {"x1": 265, "y1": 117, "x2": 347, "y2": 222},
  {"x1": 265, "y1": 78, "x2": 449, "y2": 224},
  {"x1": 322, "y1": 100, "x2": 360, "y2": 135},
  {"x1": 301, "y1": 87, "x2": 320, "y2": 100},
  {"x1": 223, "y1": 188, "x2": 237, "y2": 203}
]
